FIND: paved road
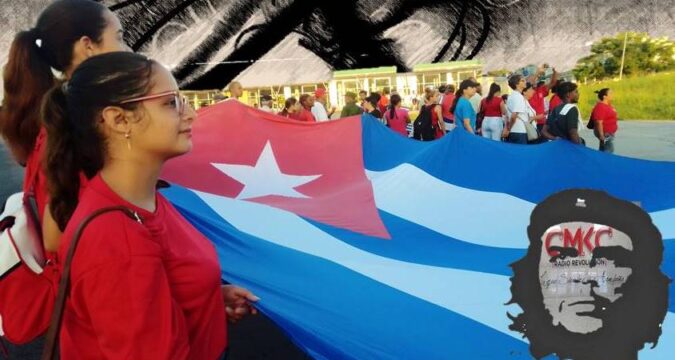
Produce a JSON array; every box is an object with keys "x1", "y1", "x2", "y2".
[
  {"x1": 580, "y1": 121, "x2": 675, "y2": 162},
  {"x1": 1, "y1": 121, "x2": 674, "y2": 358}
]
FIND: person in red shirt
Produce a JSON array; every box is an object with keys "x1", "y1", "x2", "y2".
[
  {"x1": 42, "y1": 52, "x2": 257, "y2": 359},
  {"x1": 590, "y1": 88, "x2": 619, "y2": 153},
  {"x1": 377, "y1": 88, "x2": 390, "y2": 115},
  {"x1": 528, "y1": 67, "x2": 559, "y2": 133},
  {"x1": 480, "y1": 83, "x2": 507, "y2": 141},
  {"x1": 296, "y1": 94, "x2": 317, "y2": 122},
  {"x1": 0, "y1": 0, "x2": 131, "y2": 253},
  {"x1": 548, "y1": 80, "x2": 563, "y2": 117},
  {"x1": 440, "y1": 84, "x2": 456, "y2": 131}
]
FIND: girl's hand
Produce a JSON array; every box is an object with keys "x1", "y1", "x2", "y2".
[{"x1": 222, "y1": 285, "x2": 259, "y2": 323}]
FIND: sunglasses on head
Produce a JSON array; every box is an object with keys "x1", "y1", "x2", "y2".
[{"x1": 120, "y1": 90, "x2": 190, "y2": 115}]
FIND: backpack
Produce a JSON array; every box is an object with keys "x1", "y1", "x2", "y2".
[
  {"x1": 413, "y1": 105, "x2": 436, "y2": 141},
  {"x1": 0, "y1": 185, "x2": 57, "y2": 345}
]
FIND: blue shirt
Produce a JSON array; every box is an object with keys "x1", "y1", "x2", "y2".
[{"x1": 453, "y1": 97, "x2": 477, "y2": 132}]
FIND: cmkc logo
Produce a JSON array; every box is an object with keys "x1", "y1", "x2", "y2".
[{"x1": 545, "y1": 226, "x2": 614, "y2": 257}]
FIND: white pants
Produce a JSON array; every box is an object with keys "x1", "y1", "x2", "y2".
[{"x1": 481, "y1": 117, "x2": 504, "y2": 141}]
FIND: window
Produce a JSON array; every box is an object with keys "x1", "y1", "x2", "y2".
[
  {"x1": 301, "y1": 84, "x2": 317, "y2": 94},
  {"x1": 457, "y1": 71, "x2": 475, "y2": 82},
  {"x1": 372, "y1": 78, "x2": 391, "y2": 93},
  {"x1": 416, "y1": 73, "x2": 443, "y2": 94},
  {"x1": 342, "y1": 80, "x2": 359, "y2": 94}
]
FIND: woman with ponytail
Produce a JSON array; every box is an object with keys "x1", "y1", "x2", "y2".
[
  {"x1": 43, "y1": 51, "x2": 257, "y2": 359},
  {"x1": 450, "y1": 79, "x2": 479, "y2": 134},
  {"x1": 480, "y1": 83, "x2": 507, "y2": 141},
  {"x1": 384, "y1": 94, "x2": 410, "y2": 136},
  {"x1": 590, "y1": 88, "x2": 618, "y2": 153},
  {"x1": 0, "y1": 0, "x2": 129, "y2": 251}
]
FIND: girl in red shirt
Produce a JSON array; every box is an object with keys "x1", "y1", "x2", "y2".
[
  {"x1": 42, "y1": 52, "x2": 258, "y2": 359},
  {"x1": 1, "y1": 0, "x2": 130, "y2": 253},
  {"x1": 590, "y1": 88, "x2": 619, "y2": 153}
]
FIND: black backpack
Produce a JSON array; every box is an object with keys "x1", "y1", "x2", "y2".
[{"x1": 413, "y1": 105, "x2": 436, "y2": 141}]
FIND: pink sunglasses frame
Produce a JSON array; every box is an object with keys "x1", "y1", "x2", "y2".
[{"x1": 119, "y1": 90, "x2": 190, "y2": 115}]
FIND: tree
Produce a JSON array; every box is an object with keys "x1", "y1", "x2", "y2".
[{"x1": 573, "y1": 32, "x2": 675, "y2": 81}]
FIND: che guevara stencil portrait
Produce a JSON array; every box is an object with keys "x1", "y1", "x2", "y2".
[{"x1": 509, "y1": 189, "x2": 670, "y2": 360}]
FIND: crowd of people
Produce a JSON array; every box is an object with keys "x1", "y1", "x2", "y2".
[
  {"x1": 0, "y1": 0, "x2": 622, "y2": 359},
  {"x1": 239, "y1": 64, "x2": 618, "y2": 153}
]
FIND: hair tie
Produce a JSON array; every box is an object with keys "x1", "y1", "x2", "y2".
[{"x1": 27, "y1": 28, "x2": 43, "y2": 48}]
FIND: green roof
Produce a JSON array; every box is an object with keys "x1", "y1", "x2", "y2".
[
  {"x1": 413, "y1": 60, "x2": 483, "y2": 73},
  {"x1": 333, "y1": 66, "x2": 398, "y2": 78}
]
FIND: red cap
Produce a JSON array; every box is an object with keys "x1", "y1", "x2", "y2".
[{"x1": 314, "y1": 88, "x2": 327, "y2": 98}]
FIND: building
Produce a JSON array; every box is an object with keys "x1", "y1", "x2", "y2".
[
  {"x1": 329, "y1": 60, "x2": 484, "y2": 108},
  {"x1": 185, "y1": 59, "x2": 486, "y2": 111}
]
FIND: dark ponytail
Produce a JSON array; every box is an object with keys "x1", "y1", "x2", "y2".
[
  {"x1": 389, "y1": 94, "x2": 401, "y2": 119},
  {"x1": 43, "y1": 52, "x2": 155, "y2": 230},
  {"x1": 41, "y1": 84, "x2": 93, "y2": 230},
  {"x1": 0, "y1": 0, "x2": 108, "y2": 165},
  {"x1": 450, "y1": 88, "x2": 462, "y2": 114},
  {"x1": 486, "y1": 83, "x2": 501, "y2": 102},
  {"x1": 596, "y1": 88, "x2": 610, "y2": 101}
]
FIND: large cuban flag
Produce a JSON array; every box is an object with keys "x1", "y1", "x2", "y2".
[{"x1": 161, "y1": 100, "x2": 675, "y2": 359}]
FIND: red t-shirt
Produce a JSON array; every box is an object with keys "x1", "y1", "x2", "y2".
[
  {"x1": 296, "y1": 108, "x2": 316, "y2": 122},
  {"x1": 384, "y1": 108, "x2": 409, "y2": 136},
  {"x1": 549, "y1": 94, "x2": 562, "y2": 115},
  {"x1": 529, "y1": 86, "x2": 549, "y2": 124},
  {"x1": 591, "y1": 102, "x2": 618, "y2": 135},
  {"x1": 426, "y1": 104, "x2": 443, "y2": 139},
  {"x1": 481, "y1": 97, "x2": 503, "y2": 117},
  {"x1": 441, "y1": 93, "x2": 455, "y2": 120},
  {"x1": 378, "y1": 95, "x2": 390, "y2": 115},
  {"x1": 58, "y1": 175, "x2": 227, "y2": 360},
  {"x1": 23, "y1": 127, "x2": 49, "y2": 220}
]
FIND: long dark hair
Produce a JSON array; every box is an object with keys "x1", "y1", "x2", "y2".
[
  {"x1": 450, "y1": 79, "x2": 476, "y2": 113},
  {"x1": 43, "y1": 52, "x2": 155, "y2": 230},
  {"x1": 0, "y1": 0, "x2": 110, "y2": 165},
  {"x1": 486, "y1": 83, "x2": 501, "y2": 102},
  {"x1": 388, "y1": 94, "x2": 402, "y2": 119}
]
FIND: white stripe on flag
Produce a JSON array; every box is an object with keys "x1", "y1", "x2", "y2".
[{"x1": 366, "y1": 164, "x2": 675, "y2": 248}]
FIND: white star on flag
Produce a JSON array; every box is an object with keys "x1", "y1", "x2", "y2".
[{"x1": 212, "y1": 141, "x2": 322, "y2": 200}]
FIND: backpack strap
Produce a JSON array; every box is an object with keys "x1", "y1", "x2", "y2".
[{"x1": 42, "y1": 206, "x2": 142, "y2": 360}]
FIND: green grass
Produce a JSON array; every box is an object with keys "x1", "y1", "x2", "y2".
[{"x1": 577, "y1": 72, "x2": 675, "y2": 120}]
